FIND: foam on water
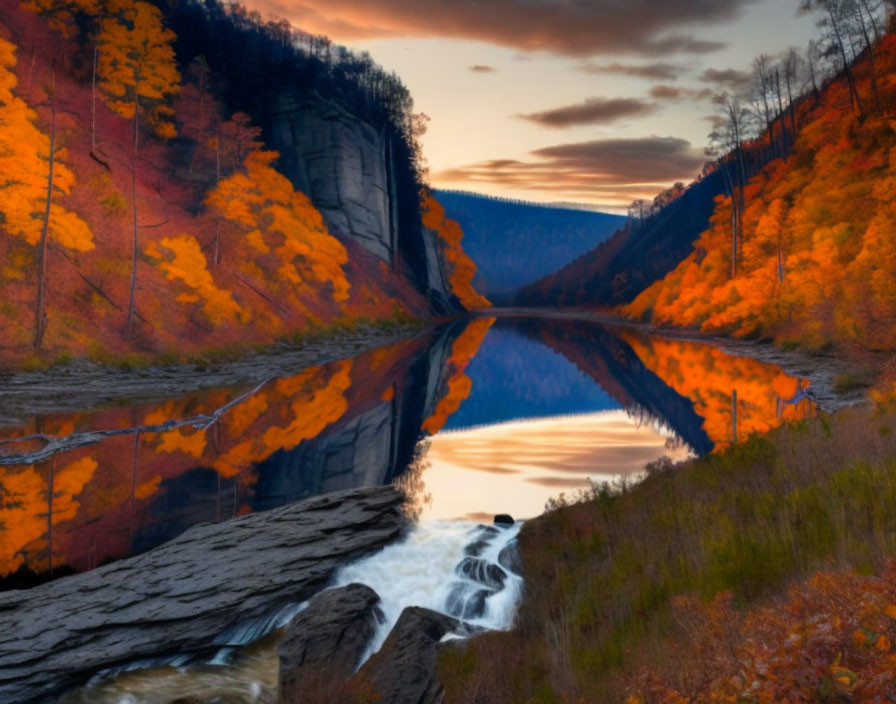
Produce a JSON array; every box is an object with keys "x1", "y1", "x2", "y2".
[
  {"x1": 333, "y1": 519, "x2": 523, "y2": 660},
  {"x1": 68, "y1": 520, "x2": 523, "y2": 703}
]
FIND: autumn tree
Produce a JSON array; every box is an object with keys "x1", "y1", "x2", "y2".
[
  {"x1": 206, "y1": 149, "x2": 351, "y2": 304},
  {"x1": 205, "y1": 112, "x2": 263, "y2": 265},
  {"x1": 98, "y1": 0, "x2": 180, "y2": 336},
  {"x1": 0, "y1": 38, "x2": 94, "y2": 349}
]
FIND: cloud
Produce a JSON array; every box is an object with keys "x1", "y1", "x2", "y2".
[
  {"x1": 469, "y1": 64, "x2": 496, "y2": 73},
  {"x1": 578, "y1": 62, "x2": 686, "y2": 81},
  {"x1": 519, "y1": 97, "x2": 657, "y2": 128},
  {"x1": 245, "y1": 0, "x2": 755, "y2": 57},
  {"x1": 435, "y1": 136, "x2": 706, "y2": 205},
  {"x1": 649, "y1": 84, "x2": 715, "y2": 101},
  {"x1": 699, "y1": 67, "x2": 753, "y2": 89}
]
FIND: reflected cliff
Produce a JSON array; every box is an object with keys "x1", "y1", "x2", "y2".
[{"x1": 0, "y1": 315, "x2": 814, "y2": 587}]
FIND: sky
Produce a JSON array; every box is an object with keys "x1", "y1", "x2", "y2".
[{"x1": 242, "y1": 0, "x2": 817, "y2": 211}]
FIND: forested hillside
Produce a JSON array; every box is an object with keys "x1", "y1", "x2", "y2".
[
  {"x1": 626, "y1": 5, "x2": 896, "y2": 351},
  {"x1": 0, "y1": 0, "x2": 484, "y2": 370},
  {"x1": 434, "y1": 191, "x2": 624, "y2": 302},
  {"x1": 513, "y1": 174, "x2": 724, "y2": 308}
]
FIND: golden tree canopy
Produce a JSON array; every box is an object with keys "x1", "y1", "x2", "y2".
[
  {"x1": 0, "y1": 38, "x2": 93, "y2": 252},
  {"x1": 97, "y1": 0, "x2": 180, "y2": 137}
]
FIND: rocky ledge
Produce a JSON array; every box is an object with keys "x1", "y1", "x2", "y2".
[{"x1": 0, "y1": 486, "x2": 408, "y2": 704}]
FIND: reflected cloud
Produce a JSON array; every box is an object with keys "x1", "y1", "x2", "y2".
[{"x1": 421, "y1": 411, "x2": 690, "y2": 520}]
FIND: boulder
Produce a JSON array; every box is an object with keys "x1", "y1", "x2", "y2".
[
  {"x1": 498, "y1": 538, "x2": 523, "y2": 576},
  {"x1": 278, "y1": 584, "x2": 382, "y2": 703},
  {"x1": 494, "y1": 514, "x2": 515, "y2": 528},
  {"x1": 355, "y1": 607, "x2": 466, "y2": 704},
  {"x1": 455, "y1": 556, "x2": 507, "y2": 590}
]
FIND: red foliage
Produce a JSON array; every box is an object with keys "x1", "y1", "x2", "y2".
[{"x1": 0, "y1": 0, "x2": 432, "y2": 369}]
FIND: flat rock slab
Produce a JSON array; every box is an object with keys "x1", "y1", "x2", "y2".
[{"x1": 0, "y1": 486, "x2": 407, "y2": 704}]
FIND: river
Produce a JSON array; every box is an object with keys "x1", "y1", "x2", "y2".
[{"x1": 0, "y1": 314, "x2": 818, "y2": 701}]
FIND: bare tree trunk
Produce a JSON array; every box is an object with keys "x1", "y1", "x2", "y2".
[
  {"x1": 213, "y1": 128, "x2": 221, "y2": 267},
  {"x1": 126, "y1": 93, "x2": 139, "y2": 337},
  {"x1": 829, "y1": 5, "x2": 865, "y2": 118},
  {"x1": 91, "y1": 42, "x2": 98, "y2": 151},
  {"x1": 35, "y1": 70, "x2": 56, "y2": 351},
  {"x1": 855, "y1": 4, "x2": 881, "y2": 111}
]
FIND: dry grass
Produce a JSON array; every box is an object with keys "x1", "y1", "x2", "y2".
[{"x1": 440, "y1": 405, "x2": 896, "y2": 703}]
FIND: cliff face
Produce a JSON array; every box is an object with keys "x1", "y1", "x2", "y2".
[{"x1": 266, "y1": 93, "x2": 460, "y2": 313}]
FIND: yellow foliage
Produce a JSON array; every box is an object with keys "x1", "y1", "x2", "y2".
[
  {"x1": 98, "y1": 1, "x2": 180, "y2": 136},
  {"x1": 0, "y1": 38, "x2": 94, "y2": 252},
  {"x1": 207, "y1": 150, "x2": 351, "y2": 302},
  {"x1": 146, "y1": 234, "x2": 242, "y2": 326}
]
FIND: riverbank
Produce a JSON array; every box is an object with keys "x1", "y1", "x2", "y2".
[
  {"x1": 438, "y1": 401, "x2": 896, "y2": 703},
  {"x1": 0, "y1": 318, "x2": 430, "y2": 427},
  {"x1": 478, "y1": 307, "x2": 880, "y2": 413}
]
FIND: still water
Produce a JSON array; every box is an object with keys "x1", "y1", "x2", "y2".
[
  {"x1": 0, "y1": 314, "x2": 816, "y2": 702},
  {"x1": 0, "y1": 314, "x2": 815, "y2": 588}
]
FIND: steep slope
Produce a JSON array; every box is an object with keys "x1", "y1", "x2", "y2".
[
  {"x1": 625, "y1": 33, "x2": 896, "y2": 350},
  {"x1": 435, "y1": 191, "x2": 624, "y2": 302},
  {"x1": 513, "y1": 170, "x2": 724, "y2": 308},
  {"x1": 0, "y1": 0, "x2": 481, "y2": 370}
]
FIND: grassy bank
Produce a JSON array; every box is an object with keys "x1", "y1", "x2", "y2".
[{"x1": 440, "y1": 404, "x2": 896, "y2": 703}]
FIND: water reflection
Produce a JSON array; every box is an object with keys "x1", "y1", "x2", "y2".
[{"x1": 0, "y1": 315, "x2": 814, "y2": 585}]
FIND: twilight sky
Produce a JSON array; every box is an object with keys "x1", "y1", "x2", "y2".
[{"x1": 243, "y1": 0, "x2": 816, "y2": 210}]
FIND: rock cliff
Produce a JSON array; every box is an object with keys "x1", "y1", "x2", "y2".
[{"x1": 265, "y1": 93, "x2": 459, "y2": 313}]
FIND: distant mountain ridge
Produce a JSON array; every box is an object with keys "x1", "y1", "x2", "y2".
[
  {"x1": 513, "y1": 170, "x2": 725, "y2": 309},
  {"x1": 434, "y1": 190, "x2": 625, "y2": 302}
]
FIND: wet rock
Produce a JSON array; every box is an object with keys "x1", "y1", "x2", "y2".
[
  {"x1": 494, "y1": 514, "x2": 515, "y2": 528},
  {"x1": 0, "y1": 486, "x2": 407, "y2": 704},
  {"x1": 463, "y1": 538, "x2": 492, "y2": 557},
  {"x1": 498, "y1": 538, "x2": 523, "y2": 576},
  {"x1": 455, "y1": 557, "x2": 507, "y2": 590},
  {"x1": 278, "y1": 584, "x2": 382, "y2": 703},
  {"x1": 356, "y1": 607, "x2": 466, "y2": 704},
  {"x1": 445, "y1": 583, "x2": 496, "y2": 620}
]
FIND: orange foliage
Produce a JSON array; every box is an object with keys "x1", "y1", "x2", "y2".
[
  {"x1": 214, "y1": 361, "x2": 353, "y2": 478},
  {"x1": 622, "y1": 333, "x2": 814, "y2": 450},
  {"x1": 626, "y1": 565, "x2": 896, "y2": 703},
  {"x1": 0, "y1": 333, "x2": 427, "y2": 577},
  {"x1": 421, "y1": 194, "x2": 490, "y2": 310},
  {"x1": 0, "y1": 456, "x2": 96, "y2": 574},
  {"x1": 145, "y1": 234, "x2": 242, "y2": 327},
  {"x1": 0, "y1": 1, "x2": 429, "y2": 368},
  {"x1": 0, "y1": 38, "x2": 94, "y2": 252},
  {"x1": 422, "y1": 317, "x2": 494, "y2": 434},
  {"x1": 207, "y1": 149, "x2": 351, "y2": 304},
  {"x1": 624, "y1": 35, "x2": 896, "y2": 351},
  {"x1": 97, "y1": 1, "x2": 180, "y2": 137}
]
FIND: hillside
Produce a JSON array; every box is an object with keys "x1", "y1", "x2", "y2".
[
  {"x1": 0, "y1": 0, "x2": 484, "y2": 370},
  {"x1": 439, "y1": 404, "x2": 896, "y2": 703},
  {"x1": 513, "y1": 171, "x2": 725, "y2": 308},
  {"x1": 434, "y1": 191, "x2": 624, "y2": 302},
  {"x1": 625, "y1": 34, "x2": 896, "y2": 351}
]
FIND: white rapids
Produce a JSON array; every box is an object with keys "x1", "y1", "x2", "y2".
[{"x1": 333, "y1": 519, "x2": 524, "y2": 660}]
